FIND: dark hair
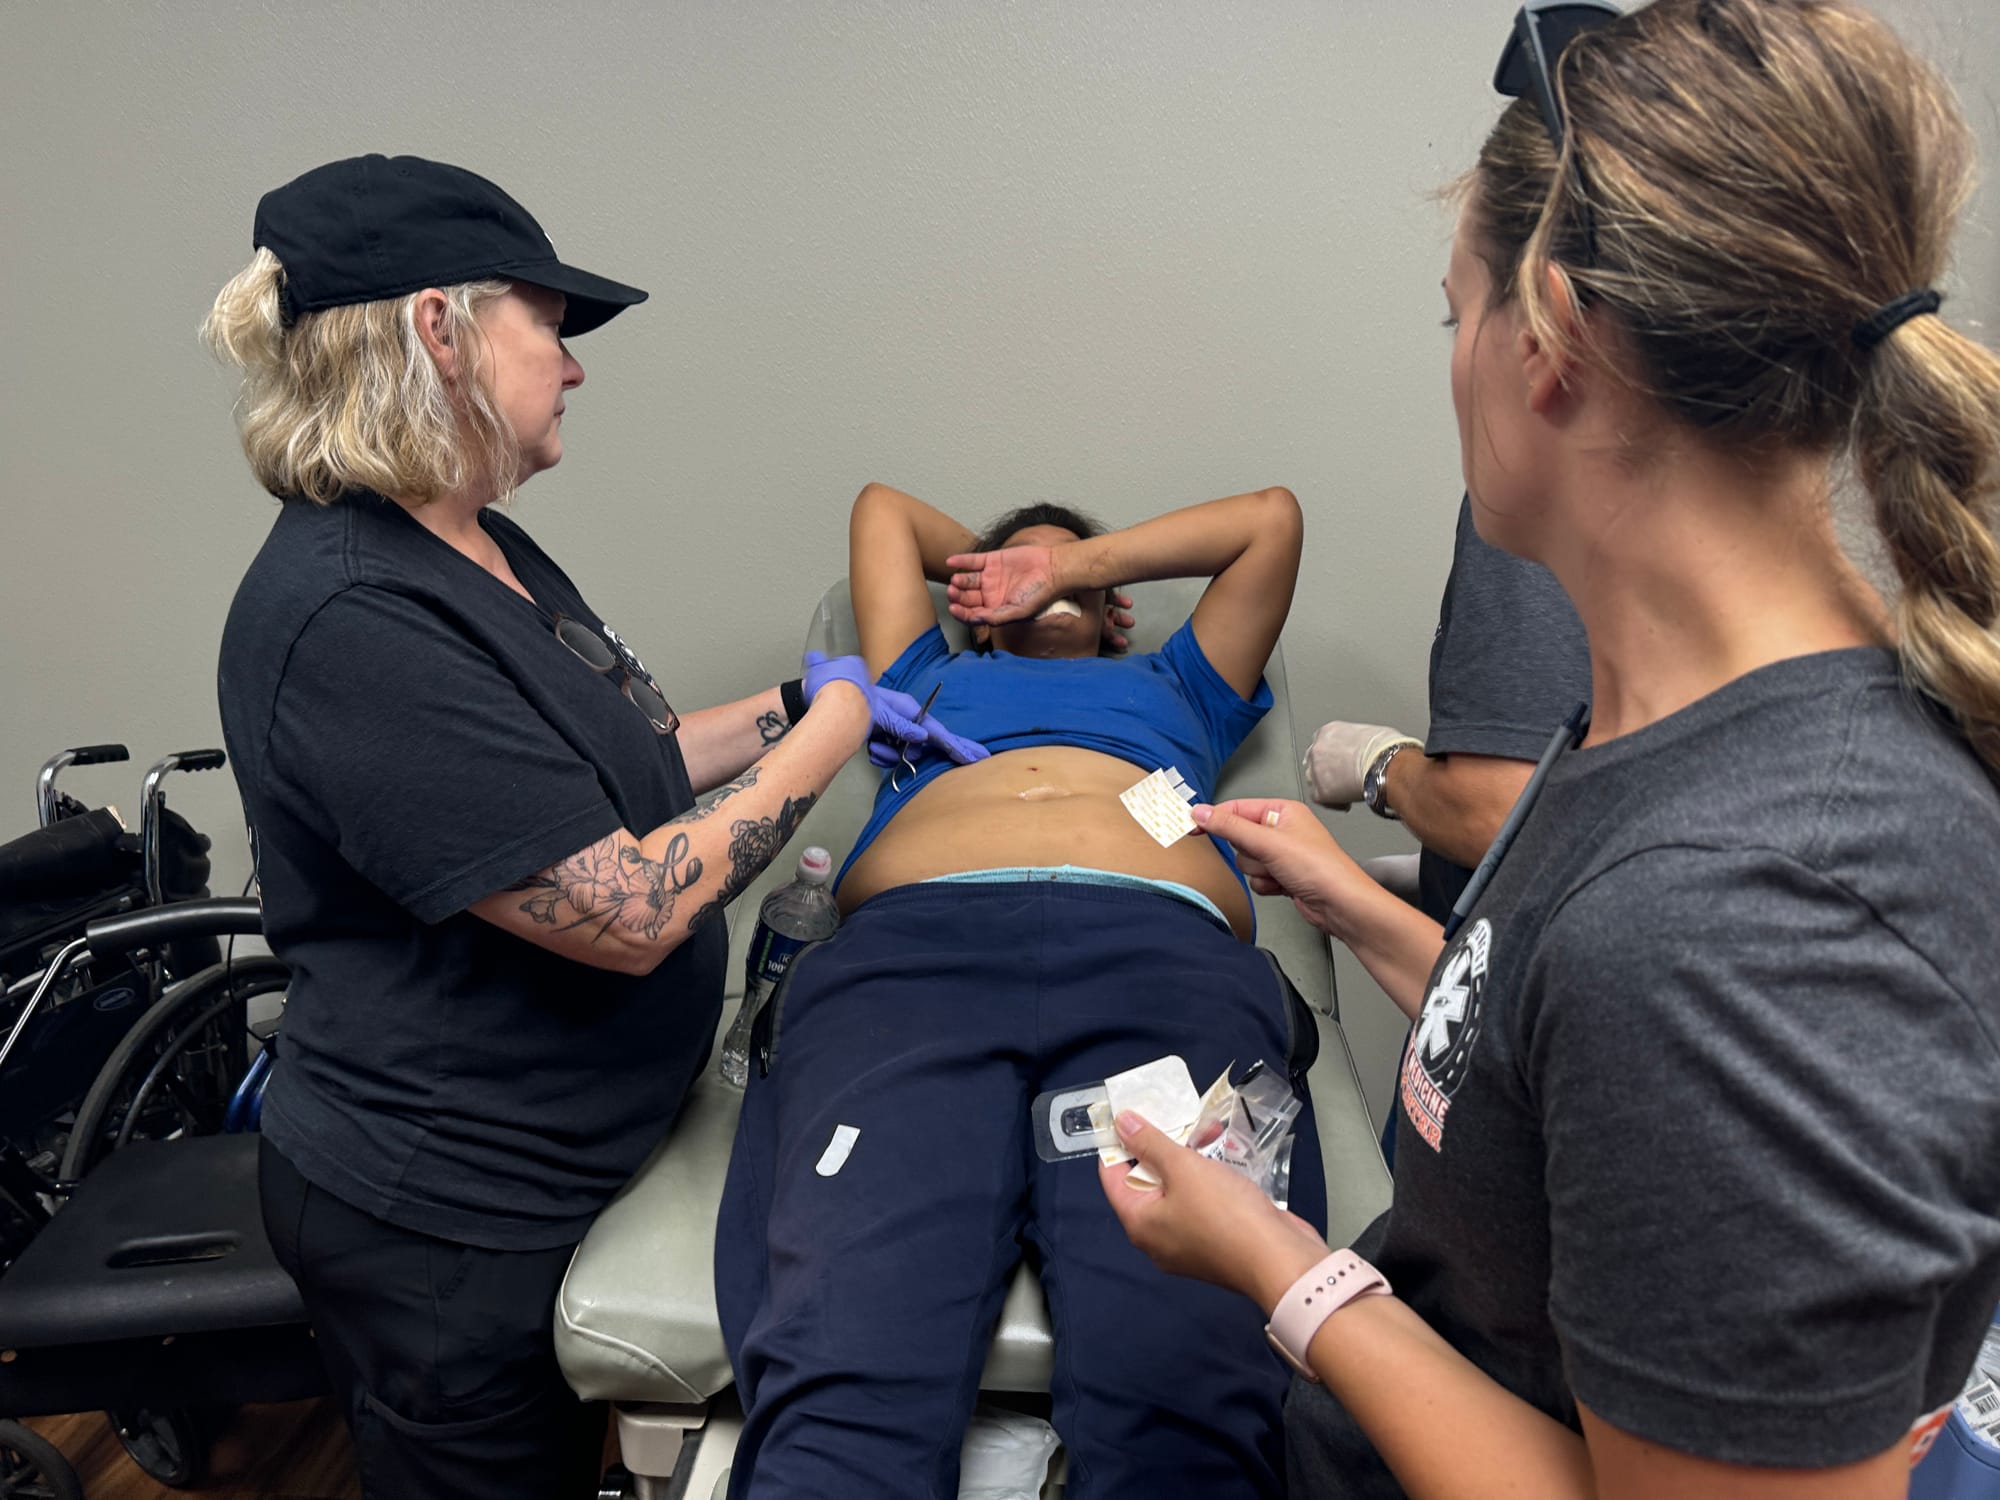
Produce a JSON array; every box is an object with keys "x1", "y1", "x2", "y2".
[
  {"x1": 1469, "y1": 0, "x2": 2000, "y2": 773},
  {"x1": 969, "y1": 503, "x2": 1112, "y2": 655},
  {"x1": 970, "y1": 502, "x2": 1105, "y2": 554}
]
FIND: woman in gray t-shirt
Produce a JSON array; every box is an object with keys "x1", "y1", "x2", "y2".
[{"x1": 1097, "y1": 3, "x2": 2000, "y2": 1497}]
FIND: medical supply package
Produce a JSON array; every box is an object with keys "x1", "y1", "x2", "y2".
[{"x1": 1030, "y1": 1054, "x2": 1301, "y2": 1209}]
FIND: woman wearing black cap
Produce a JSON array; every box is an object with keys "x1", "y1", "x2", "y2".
[{"x1": 204, "y1": 154, "x2": 981, "y2": 1498}]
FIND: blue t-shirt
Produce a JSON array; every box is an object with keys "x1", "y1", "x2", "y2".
[{"x1": 839, "y1": 618, "x2": 1274, "y2": 889}]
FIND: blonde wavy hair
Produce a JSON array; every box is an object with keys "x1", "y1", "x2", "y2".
[
  {"x1": 1467, "y1": 0, "x2": 2000, "y2": 776},
  {"x1": 200, "y1": 247, "x2": 520, "y2": 507}
]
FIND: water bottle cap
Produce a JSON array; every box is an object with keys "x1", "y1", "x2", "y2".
[{"x1": 796, "y1": 846, "x2": 833, "y2": 884}]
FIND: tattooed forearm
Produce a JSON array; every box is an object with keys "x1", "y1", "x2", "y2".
[
  {"x1": 509, "y1": 831, "x2": 705, "y2": 943},
  {"x1": 756, "y1": 709, "x2": 790, "y2": 746},
  {"x1": 504, "y1": 766, "x2": 807, "y2": 953},
  {"x1": 688, "y1": 792, "x2": 819, "y2": 932},
  {"x1": 686, "y1": 765, "x2": 760, "y2": 821}
]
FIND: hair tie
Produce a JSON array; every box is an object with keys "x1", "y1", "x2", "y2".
[{"x1": 1853, "y1": 289, "x2": 1942, "y2": 352}]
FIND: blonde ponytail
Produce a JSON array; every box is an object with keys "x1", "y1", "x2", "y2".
[{"x1": 1853, "y1": 314, "x2": 2000, "y2": 774}]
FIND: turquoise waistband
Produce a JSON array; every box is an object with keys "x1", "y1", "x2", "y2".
[{"x1": 920, "y1": 865, "x2": 1229, "y2": 928}]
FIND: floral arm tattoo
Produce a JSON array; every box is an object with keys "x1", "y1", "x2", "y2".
[
  {"x1": 505, "y1": 766, "x2": 815, "y2": 947},
  {"x1": 688, "y1": 791, "x2": 817, "y2": 933},
  {"x1": 756, "y1": 709, "x2": 790, "y2": 746},
  {"x1": 508, "y1": 831, "x2": 704, "y2": 943},
  {"x1": 507, "y1": 767, "x2": 759, "y2": 940}
]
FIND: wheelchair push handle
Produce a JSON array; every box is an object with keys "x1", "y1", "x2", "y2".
[
  {"x1": 84, "y1": 897, "x2": 265, "y2": 960},
  {"x1": 34, "y1": 743, "x2": 131, "y2": 828},
  {"x1": 140, "y1": 749, "x2": 228, "y2": 906}
]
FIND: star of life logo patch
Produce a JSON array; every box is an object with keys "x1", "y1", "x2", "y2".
[
  {"x1": 1400, "y1": 918, "x2": 1491, "y2": 1154},
  {"x1": 1908, "y1": 1402, "x2": 1951, "y2": 1465}
]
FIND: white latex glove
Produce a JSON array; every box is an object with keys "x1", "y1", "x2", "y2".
[{"x1": 1301, "y1": 721, "x2": 1420, "y2": 809}]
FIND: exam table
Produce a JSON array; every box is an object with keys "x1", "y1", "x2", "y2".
[{"x1": 553, "y1": 579, "x2": 1394, "y2": 1498}]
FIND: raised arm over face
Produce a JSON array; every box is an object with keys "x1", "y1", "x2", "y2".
[
  {"x1": 947, "y1": 487, "x2": 1304, "y2": 698},
  {"x1": 849, "y1": 482, "x2": 980, "y2": 678}
]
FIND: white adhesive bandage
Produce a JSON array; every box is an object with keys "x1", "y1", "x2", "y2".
[
  {"x1": 1119, "y1": 766, "x2": 1198, "y2": 848},
  {"x1": 1034, "y1": 598, "x2": 1084, "y2": 621},
  {"x1": 1101, "y1": 1055, "x2": 1204, "y2": 1186}
]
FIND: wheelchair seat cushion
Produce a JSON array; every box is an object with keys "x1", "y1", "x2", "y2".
[{"x1": 0, "y1": 1133, "x2": 305, "y2": 1349}]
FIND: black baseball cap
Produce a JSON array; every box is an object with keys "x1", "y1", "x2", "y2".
[{"x1": 252, "y1": 154, "x2": 648, "y2": 338}]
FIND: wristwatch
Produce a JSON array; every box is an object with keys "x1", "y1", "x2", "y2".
[
  {"x1": 1362, "y1": 740, "x2": 1419, "y2": 821},
  {"x1": 1264, "y1": 1249, "x2": 1392, "y2": 1381}
]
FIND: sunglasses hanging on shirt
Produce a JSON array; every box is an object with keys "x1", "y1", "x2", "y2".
[{"x1": 551, "y1": 614, "x2": 680, "y2": 736}]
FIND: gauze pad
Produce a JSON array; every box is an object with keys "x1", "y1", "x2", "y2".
[{"x1": 1034, "y1": 598, "x2": 1085, "y2": 621}]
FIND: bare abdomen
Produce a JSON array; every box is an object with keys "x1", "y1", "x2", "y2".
[{"x1": 838, "y1": 746, "x2": 1252, "y2": 940}]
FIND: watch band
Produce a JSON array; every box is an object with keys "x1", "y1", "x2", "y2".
[
  {"x1": 1362, "y1": 740, "x2": 1419, "y2": 820},
  {"x1": 779, "y1": 677, "x2": 808, "y2": 727},
  {"x1": 1264, "y1": 1249, "x2": 1391, "y2": 1382}
]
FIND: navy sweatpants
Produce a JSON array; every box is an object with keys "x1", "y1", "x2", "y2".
[{"x1": 715, "y1": 881, "x2": 1326, "y2": 1500}]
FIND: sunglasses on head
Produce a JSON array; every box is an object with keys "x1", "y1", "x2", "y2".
[
  {"x1": 1494, "y1": 0, "x2": 1623, "y2": 155},
  {"x1": 552, "y1": 614, "x2": 680, "y2": 736}
]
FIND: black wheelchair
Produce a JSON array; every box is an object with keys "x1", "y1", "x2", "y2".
[{"x1": 0, "y1": 747, "x2": 312, "y2": 1495}]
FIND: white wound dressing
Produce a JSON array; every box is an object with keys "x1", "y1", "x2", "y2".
[
  {"x1": 815, "y1": 1123, "x2": 860, "y2": 1177},
  {"x1": 1119, "y1": 766, "x2": 1199, "y2": 847},
  {"x1": 1033, "y1": 598, "x2": 1084, "y2": 621},
  {"x1": 1100, "y1": 1055, "x2": 1201, "y2": 1176}
]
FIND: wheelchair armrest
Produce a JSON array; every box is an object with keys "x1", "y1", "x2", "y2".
[{"x1": 85, "y1": 898, "x2": 263, "y2": 958}]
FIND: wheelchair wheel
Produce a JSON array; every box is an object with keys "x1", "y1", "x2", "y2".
[
  {"x1": 107, "y1": 1406, "x2": 204, "y2": 1488},
  {"x1": 0, "y1": 1419, "x2": 82, "y2": 1500},
  {"x1": 58, "y1": 957, "x2": 289, "y2": 1184}
]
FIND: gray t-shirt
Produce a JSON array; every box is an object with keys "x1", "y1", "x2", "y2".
[
  {"x1": 1292, "y1": 648, "x2": 2000, "y2": 1491},
  {"x1": 1418, "y1": 497, "x2": 1591, "y2": 922}
]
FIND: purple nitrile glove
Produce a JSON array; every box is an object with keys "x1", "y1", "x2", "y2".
[
  {"x1": 906, "y1": 716, "x2": 988, "y2": 769},
  {"x1": 802, "y1": 652, "x2": 989, "y2": 768}
]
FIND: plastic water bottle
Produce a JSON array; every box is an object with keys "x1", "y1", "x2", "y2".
[{"x1": 718, "y1": 846, "x2": 840, "y2": 1087}]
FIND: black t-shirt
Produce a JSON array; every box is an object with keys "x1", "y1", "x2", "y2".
[
  {"x1": 217, "y1": 494, "x2": 726, "y2": 1250},
  {"x1": 1293, "y1": 650, "x2": 2000, "y2": 1490},
  {"x1": 1419, "y1": 497, "x2": 1591, "y2": 921}
]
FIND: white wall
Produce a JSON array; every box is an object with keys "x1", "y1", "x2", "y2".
[{"x1": 4, "y1": 1, "x2": 1996, "y2": 1128}]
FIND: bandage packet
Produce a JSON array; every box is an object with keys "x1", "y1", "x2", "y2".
[
  {"x1": 1029, "y1": 1056, "x2": 1302, "y2": 1209},
  {"x1": 1119, "y1": 766, "x2": 1199, "y2": 847}
]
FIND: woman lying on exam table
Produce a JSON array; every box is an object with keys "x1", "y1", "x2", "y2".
[
  {"x1": 715, "y1": 480, "x2": 1321, "y2": 1499},
  {"x1": 1103, "y1": 2, "x2": 2000, "y2": 1498}
]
